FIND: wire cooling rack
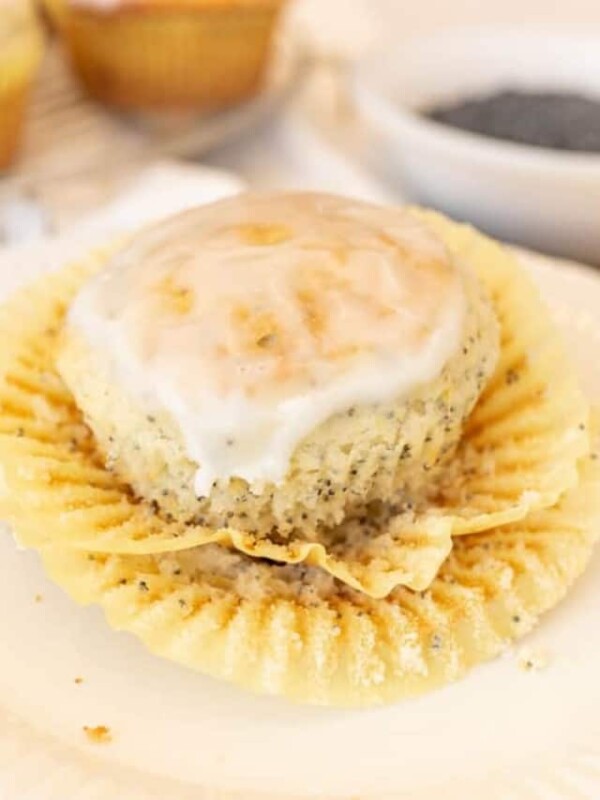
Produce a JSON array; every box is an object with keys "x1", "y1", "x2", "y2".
[{"x1": 0, "y1": 38, "x2": 306, "y2": 237}]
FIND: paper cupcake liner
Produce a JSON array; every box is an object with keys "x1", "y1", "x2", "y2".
[
  {"x1": 62, "y1": 5, "x2": 282, "y2": 111},
  {"x1": 0, "y1": 218, "x2": 590, "y2": 597},
  {"x1": 416, "y1": 211, "x2": 590, "y2": 534},
  {"x1": 38, "y1": 433, "x2": 600, "y2": 707}
]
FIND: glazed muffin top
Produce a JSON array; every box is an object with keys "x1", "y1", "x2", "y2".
[{"x1": 65, "y1": 192, "x2": 467, "y2": 496}]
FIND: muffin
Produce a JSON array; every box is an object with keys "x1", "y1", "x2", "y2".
[
  {"x1": 54, "y1": 0, "x2": 287, "y2": 111},
  {"x1": 0, "y1": 205, "x2": 587, "y2": 596},
  {"x1": 0, "y1": 201, "x2": 594, "y2": 705},
  {"x1": 0, "y1": 0, "x2": 44, "y2": 170},
  {"x1": 57, "y1": 192, "x2": 500, "y2": 538}
]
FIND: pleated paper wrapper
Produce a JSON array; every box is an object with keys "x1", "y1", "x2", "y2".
[{"x1": 39, "y1": 433, "x2": 600, "y2": 707}]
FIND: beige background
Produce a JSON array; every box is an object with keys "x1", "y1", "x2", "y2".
[
  {"x1": 293, "y1": 0, "x2": 600, "y2": 59},
  {"x1": 375, "y1": 0, "x2": 600, "y2": 34}
]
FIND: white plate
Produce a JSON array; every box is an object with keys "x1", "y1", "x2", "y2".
[{"x1": 0, "y1": 248, "x2": 599, "y2": 800}]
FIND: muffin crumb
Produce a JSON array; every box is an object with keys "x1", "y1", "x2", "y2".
[
  {"x1": 83, "y1": 725, "x2": 112, "y2": 744},
  {"x1": 517, "y1": 647, "x2": 550, "y2": 673}
]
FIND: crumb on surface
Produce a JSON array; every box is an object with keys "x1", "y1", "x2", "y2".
[
  {"x1": 517, "y1": 647, "x2": 550, "y2": 673},
  {"x1": 34, "y1": 594, "x2": 43, "y2": 603},
  {"x1": 74, "y1": 677, "x2": 84, "y2": 685},
  {"x1": 83, "y1": 725, "x2": 112, "y2": 744}
]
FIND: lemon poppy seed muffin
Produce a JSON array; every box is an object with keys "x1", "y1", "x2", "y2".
[
  {"x1": 0, "y1": 0, "x2": 44, "y2": 170},
  {"x1": 57, "y1": 192, "x2": 500, "y2": 536},
  {"x1": 53, "y1": 0, "x2": 286, "y2": 111}
]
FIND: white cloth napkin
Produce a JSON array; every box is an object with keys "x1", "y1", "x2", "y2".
[{"x1": 75, "y1": 162, "x2": 244, "y2": 238}]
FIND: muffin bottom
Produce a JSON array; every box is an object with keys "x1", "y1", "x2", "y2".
[{"x1": 63, "y1": 6, "x2": 283, "y2": 111}]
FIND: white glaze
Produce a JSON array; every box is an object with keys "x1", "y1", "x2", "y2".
[{"x1": 67, "y1": 193, "x2": 465, "y2": 495}]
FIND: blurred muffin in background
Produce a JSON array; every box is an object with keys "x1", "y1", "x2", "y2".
[
  {"x1": 38, "y1": 0, "x2": 68, "y2": 30},
  {"x1": 48, "y1": 0, "x2": 288, "y2": 111},
  {"x1": 0, "y1": 0, "x2": 44, "y2": 170}
]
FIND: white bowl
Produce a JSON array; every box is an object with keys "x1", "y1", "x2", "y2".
[{"x1": 354, "y1": 29, "x2": 600, "y2": 264}]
